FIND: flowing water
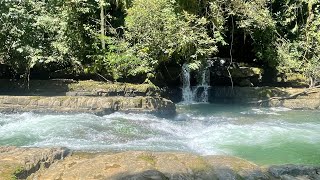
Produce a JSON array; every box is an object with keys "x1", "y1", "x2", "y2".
[
  {"x1": 181, "y1": 63, "x2": 193, "y2": 102},
  {"x1": 181, "y1": 63, "x2": 211, "y2": 103},
  {"x1": 0, "y1": 104, "x2": 319, "y2": 166},
  {"x1": 192, "y1": 67, "x2": 210, "y2": 103}
]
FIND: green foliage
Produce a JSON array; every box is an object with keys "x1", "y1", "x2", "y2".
[
  {"x1": 0, "y1": 1, "x2": 41, "y2": 76},
  {"x1": 92, "y1": 37, "x2": 151, "y2": 80},
  {"x1": 125, "y1": 0, "x2": 217, "y2": 71},
  {"x1": 0, "y1": 0, "x2": 320, "y2": 87},
  {"x1": 0, "y1": 0, "x2": 84, "y2": 80},
  {"x1": 276, "y1": 1, "x2": 320, "y2": 87},
  {"x1": 228, "y1": 0, "x2": 277, "y2": 67}
]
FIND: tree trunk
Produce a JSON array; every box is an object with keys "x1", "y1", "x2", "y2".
[
  {"x1": 100, "y1": 1, "x2": 105, "y2": 50},
  {"x1": 310, "y1": 76, "x2": 315, "y2": 88}
]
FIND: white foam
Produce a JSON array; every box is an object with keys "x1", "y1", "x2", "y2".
[{"x1": 0, "y1": 109, "x2": 319, "y2": 157}]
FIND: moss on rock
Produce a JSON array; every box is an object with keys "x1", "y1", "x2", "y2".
[
  {"x1": 0, "y1": 147, "x2": 70, "y2": 180},
  {"x1": 68, "y1": 80, "x2": 160, "y2": 97},
  {"x1": 0, "y1": 96, "x2": 176, "y2": 116}
]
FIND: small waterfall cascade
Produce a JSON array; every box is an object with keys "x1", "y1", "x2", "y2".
[
  {"x1": 192, "y1": 67, "x2": 210, "y2": 102},
  {"x1": 181, "y1": 63, "x2": 193, "y2": 103},
  {"x1": 181, "y1": 63, "x2": 211, "y2": 103}
]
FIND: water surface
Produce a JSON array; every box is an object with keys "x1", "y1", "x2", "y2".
[{"x1": 0, "y1": 104, "x2": 319, "y2": 165}]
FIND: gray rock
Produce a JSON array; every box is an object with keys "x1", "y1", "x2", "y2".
[
  {"x1": 280, "y1": 174, "x2": 314, "y2": 180},
  {"x1": 239, "y1": 79, "x2": 254, "y2": 87},
  {"x1": 239, "y1": 169, "x2": 269, "y2": 180},
  {"x1": 121, "y1": 170, "x2": 169, "y2": 180},
  {"x1": 268, "y1": 164, "x2": 320, "y2": 179},
  {"x1": 214, "y1": 167, "x2": 240, "y2": 180}
]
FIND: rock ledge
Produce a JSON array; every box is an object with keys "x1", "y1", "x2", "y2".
[{"x1": 0, "y1": 96, "x2": 176, "y2": 117}]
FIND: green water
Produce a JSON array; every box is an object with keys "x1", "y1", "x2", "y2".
[
  {"x1": 177, "y1": 104, "x2": 320, "y2": 165},
  {"x1": 0, "y1": 104, "x2": 319, "y2": 165}
]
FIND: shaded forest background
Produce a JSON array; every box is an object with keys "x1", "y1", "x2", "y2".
[{"x1": 0, "y1": 0, "x2": 319, "y2": 88}]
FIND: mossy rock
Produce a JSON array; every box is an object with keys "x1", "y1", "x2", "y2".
[
  {"x1": 68, "y1": 80, "x2": 160, "y2": 97},
  {"x1": 277, "y1": 72, "x2": 309, "y2": 87},
  {"x1": 0, "y1": 164, "x2": 23, "y2": 180},
  {"x1": 230, "y1": 67, "x2": 263, "y2": 78},
  {"x1": 138, "y1": 153, "x2": 157, "y2": 166},
  {"x1": 0, "y1": 147, "x2": 70, "y2": 180},
  {"x1": 0, "y1": 80, "x2": 160, "y2": 97}
]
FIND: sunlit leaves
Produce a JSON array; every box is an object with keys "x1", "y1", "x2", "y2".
[
  {"x1": 276, "y1": 1, "x2": 320, "y2": 86},
  {"x1": 125, "y1": 0, "x2": 216, "y2": 73}
]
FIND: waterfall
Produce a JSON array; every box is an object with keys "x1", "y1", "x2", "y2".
[
  {"x1": 181, "y1": 63, "x2": 193, "y2": 103},
  {"x1": 181, "y1": 63, "x2": 210, "y2": 103},
  {"x1": 192, "y1": 67, "x2": 210, "y2": 102}
]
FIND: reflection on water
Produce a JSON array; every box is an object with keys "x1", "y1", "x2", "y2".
[{"x1": 0, "y1": 104, "x2": 319, "y2": 165}]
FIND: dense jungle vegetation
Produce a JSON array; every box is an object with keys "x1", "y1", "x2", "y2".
[{"x1": 0, "y1": 0, "x2": 319, "y2": 87}]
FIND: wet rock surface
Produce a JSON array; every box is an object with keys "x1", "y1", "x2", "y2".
[
  {"x1": 29, "y1": 151, "x2": 257, "y2": 180},
  {"x1": 0, "y1": 146, "x2": 70, "y2": 180},
  {"x1": 0, "y1": 96, "x2": 176, "y2": 117},
  {"x1": 0, "y1": 80, "x2": 176, "y2": 116},
  {"x1": 1, "y1": 147, "x2": 320, "y2": 180},
  {"x1": 268, "y1": 165, "x2": 320, "y2": 180}
]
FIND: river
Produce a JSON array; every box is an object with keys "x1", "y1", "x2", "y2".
[{"x1": 0, "y1": 103, "x2": 319, "y2": 166}]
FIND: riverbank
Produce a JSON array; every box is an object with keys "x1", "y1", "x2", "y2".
[
  {"x1": 1, "y1": 79, "x2": 320, "y2": 114},
  {"x1": 0, "y1": 96, "x2": 175, "y2": 117},
  {"x1": 0, "y1": 80, "x2": 176, "y2": 116},
  {"x1": 1, "y1": 146, "x2": 319, "y2": 180}
]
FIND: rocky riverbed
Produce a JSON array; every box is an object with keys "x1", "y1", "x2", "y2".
[{"x1": 0, "y1": 147, "x2": 319, "y2": 180}]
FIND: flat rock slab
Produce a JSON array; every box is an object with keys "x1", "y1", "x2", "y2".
[
  {"x1": 0, "y1": 96, "x2": 176, "y2": 117},
  {"x1": 30, "y1": 151, "x2": 265, "y2": 180},
  {"x1": 0, "y1": 80, "x2": 160, "y2": 97},
  {"x1": 1, "y1": 148, "x2": 319, "y2": 179},
  {"x1": 0, "y1": 146, "x2": 70, "y2": 179}
]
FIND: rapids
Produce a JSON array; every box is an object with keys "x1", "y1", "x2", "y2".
[{"x1": 0, "y1": 104, "x2": 319, "y2": 165}]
